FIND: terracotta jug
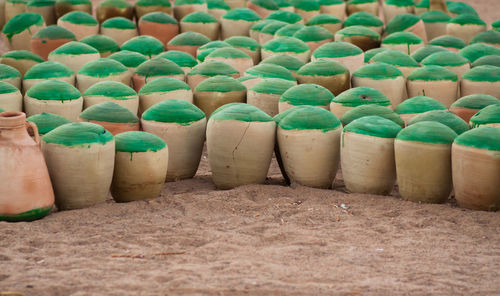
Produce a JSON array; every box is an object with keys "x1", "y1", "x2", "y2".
[{"x1": 0, "y1": 111, "x2": 54, "y2": 221}]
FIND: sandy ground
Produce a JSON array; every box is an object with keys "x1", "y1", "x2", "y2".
[{"x1": 1, "y1": 0, "x2": 500, "y2": 295}]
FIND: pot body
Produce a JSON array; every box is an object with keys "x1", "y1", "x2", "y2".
[
  {"x1": 139, "y1": 89, "x2": 192, "y2": 114},
  {"x1": 407, "y1": 80, "x2": 458, "y2": 108},
  {"x1": 194, "y1": 90, "x2": 246, "y2": 117},
  {"x1": 460, "y1": 80, "x2": 500, "y2": 99},
  {"x1": 48, "y1": 53, "x2": 101, "y2": 73},
  {"x1": 320, "y1": 3, "x2": 345, "y2": 20},
  {"x1": 31, "y1": 38, "x2": 73, "y2": 60},
  {"x1": 57, "y1": 21, "x2": 98, "y2": 41},
  {"x1": 76, "y1": 73, "x2": 132, "y2": 93},
  {"x1": 3, "y1": 24, "x2": 44, "y2": 51},
  {"x1": 24, "y1": 96, "x2": 83, "y2": 122},
  {"x1": 78, "y1": 118, "x2": 140, "y2": 135},
  {"x1": 447, "y1": 23, "x2": 485, "y2": 44},
  {"x1": 352, "y1": 76, "x2": 405, "y2": 108},
  {"x1": 246, "y1": 90, "x2": 279, "y2": 117},
  {"x1": 221, "y1": 19, "x2": 257, "y2": 39},
  {"x1": 0, "y1": 91, "x2": 22, "y2": 111},
  {"x1": 138, "y1": 22, "x2": 179, "y2": 46},
  {"x1": 101, "y1": 28, "x2": 138, "y2": 47},
  {"x1": 23, "y1": 76, "x2": 75, "y2": 93}
]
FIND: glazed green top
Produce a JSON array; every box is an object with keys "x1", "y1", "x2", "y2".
[
  {"x1": 306, "y1": 14, "x2": 341, "y2": 25},
  {"x1": 331, "y1": 87, "x2": 391, "y2": 107},
  {"x1": 280, "y1": 83, "x2": 334, "y2": 106},
  {"x1": 222, "y1": 8, "x2": 261, "y2": 21},
  {"x1": 98, "y1": 0, "x2": 132, "y2": 8},
  {"x1": 260, "y1": 54, "x2": 305, "y2": 72},
  {"x1": 470, "y1": 30, "x2": 500, "y2": 45},
  {"x1": 168, "y1": 32, "x2": 210, "y2": 46},
  {"x1": 262, "y1": 36, "x2": 309, "y2": 53},
  {"x1": 43, "y1": 122, "x2": 113, "y2": 146},
  {"x1": 197, "y1": 41, "x2": 232, "y2": 62},
  {"x1": 139, "y1": 76, "x2": 190, "y2": 94},
  {"x1": 174, "y1": 0, "x2": 205, "y2": 5},
  {"x1": 0, "y1": 108, "x2": 4, "y2": 112},
  {"x1": 411, "y1": 45, "x2": 449, "y2": 63},
  {"x1": 245, "y1": 63, "x2": 295, "y2": 81},
  {"x1": 407, "y1": 65, "x2": 458, "y2": 81},
  {"x1": 102, "y1": 17, "x2": 136, "y2": 29},
  {"x1": 24, "y1": 61, "x2": 73, "y2": 79},
  {"x1": 135, "y1": 0, "x2": 171, "y2": 7},
  {"x1": 454, "y1": 126, "x2": 500, "y2": 151},
  {"x1": 27, "y1": 0, "x2": 56, "y2": 7},
  {"x1": 158, "y1": 50, "x2": 198, "y2": 68},
  {"x1": 6, "y1": 0, "x2": 28, "y2": 3},
  {"x1": 451, "y1": 94, "x2": 499, "y2": 110},
  {"x1": 142, "y1": 99, "x2": 205, "y2": 125},
  {"x1": 415, "y1": 0, "x2": 428, "y2": 8},
  {"x1": 312, "y1": 41, "x2": 363, "y2": 58},
  {"x1": 0, "y1": 64, "x2": 21, "y2": 79},
  {"x1": 135, "y1": 58, "x2": 184, "y2": 78},
  {"x1": 292, "y1": 0, "x2": 320, "y2": 11},
  {"x1": 421, "y1": 51, "x2": 469, "y2": 67},
  {"x1": 195, "y1": 75, "x2": 246, "y2": 93},
  {"x1": 206, "y1": 0, "x2": 229, "y2": 9},
  {"x1": 353, "y1": 62, "x2": 403, "y2": 80},
  {"x1": 343, "y1": 11, "x2": 383, "y2": 28},
  {"x1": 49, "y1": 41, "x2": 99, "y2": 55},
  {"x1": 2, "y1": 12, "x2": 43, "y2": 39},
  {"x1": 32, "y1": 25, "x2": 76, "y2": 40},
  {"x1": 384, "y1": 0, "x2": 414, "y2": 7},
  {"x1": 210, "y1": 102, "x2": 273, "y2": 122},
  {"x1": 266, "y1": 10, "x2": 302, "y2": 24},
  {"x1": 2, "y1": 50, "x2": 43, "y2": 63},
  {"x1": 408, "y1": 110, "x2": 469, "y2": 135},
  {"x1": 385, "y1": 13, "x2": 420, "y2": 35},
  {"x1": 458, "y1": 43, "x2": 500, "y2": 63},
  {"x1": 493, "y1": 19, "x2": 500, "y2": 30},
  {"x1": 0, "y1": 81, "x2": 20, "y2": 94},
  {"x1": 140, "y1": 12, "x2": 178, "y2": 24},
  {"x1": 80, "y1": 102, "x2": 138, "y2": 123},
  {"x1": 182, "y1": 11, "x2": 218, "y2": 23},
  {"x1": 447, "y1": 1, "x2": 478, "y2": 16},
  {"x1": 83, "y1": 81, "x2": 136, "y2": 99},
  {"x1": 293, "y1": 25, "x2": 334, "y2": 42},
  {"x1": 449, "y1": 13, "x2": 485, "y2": 26},
  {"x1": 275, "y1": 23, "x2": 305, "y2": 37},
  {"x1": 341, "y1": 104, "x2": 404, "y2": 127},
  {"x1": 250, "y1": 78, "x2": 295, "y2": 95},
  {"x1": 396, "y1": 121, "x2": 457, "y2": 144},
  {"x1": 420, "y1": 11, "x2": 451, "y2": 23},
  {"x1": 469, "y1": 104, "x2": 500, "y2": 128},
  {"x1": 318, "y1": 0, "x2": 343, "y2": 4},
  {"x1": 394, "y1": 96, "x2": 446, "y2": 115},
  {"x1": 364, "y1": 48, "x2": 387, "y2": 63},
  {"x1": 80, "y1": 35, "x2": 119, "y2": 54},
  {"x1": 206, "y1": 47, "x2": 251, "y2": 59},
  {"x1": 121, "y1": 36, "x2": 165, "y2": 58},
  {"x1": 382, "y1": 32, "x2": 423, "y2": 45},
  {"x1": 336, "y1": 26, "x2": 380, "y2": 40},
  {"x1": 59, "y1": 11, "x2": 97, "y2": 26},
  {"x1": 297, "y1": 59, "x2": 348, "y2": 76},
  {"x1": 343, "y1": 115, "x2": 402, "y2": 138},
  {"x1": 472, "y1": 55, "x2": 500, "y2": 68},
  {"x1": 27, "y1": 112, "x2": 71, "y2": 135},
  {"x1": 429, "y1": 35, "x2": 466, "y2": 50},
  {"x1": 27, "y1": 80, "x2": 81, "y2": 101},
  {"x1": 250, "y1": 0, "x2": 278, "y2": 10},
  {"x1": 462, "y1": 65, "x2": 500, "y2": 82},
  {"x1": 224, "y1": 36, "x2": 260, "y2": 51},
  {"x1": 274, "y1": 0, "x2": 292, "y2": 8},
  {"x1": 78, "y1": 58, "x2": 127, "y2": 77},
  {"x1": 108, "y1": 50, "x2": 147, "y2": 68},
  {"x1": 115, "y1": 131, "x2": 166, "y2": 153},
  {"x1": 260, "y1": 21, "x2": 288, "y2": 35},
  {"x1": 279, "y1": 106, "x2": 341, "y2": 132},
  {"x1": 188, "y1": 61, "x2": 238, "y2": 76}
]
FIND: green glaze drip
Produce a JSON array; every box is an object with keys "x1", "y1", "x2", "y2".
[
  {"x1": 449, "y1": 13, "x2": 485, "y2": 26},
  {"x1": 385, "y1": 0, "x2": 414, "y2": 6},
  {"x1": 206, "y1": 47, "x2": 251, "y2": 59},
  {"x1": 49, "y1": 41, "x2": 99, "y2": 55},
  {"x1": 394, "y1": 96, "x2": 446, "y2": 115},
  {"x1": 224, "y1": 36, "x2": 260, "y2": 51},
  {"x1": 84, "y1": 81, "x2": 136, "y2": 99},
  {"x1": 364, "y1": 48, "x2": 388, "y2": 63},
  {"x1": 297, "y1": 59, "x2": 348, "y2": 76},
  {"x1": 411, "y1": 45, "x2": 449, "y2": 63},
  {"x1": 80, "y1": 102, "x2": 139, "y2": 123},
  {"x1": 195, "y1": 75, "x2": 246, "y2": 93},
  {"x1": 312, "y1": 41, "x2": 362, "y2": 58},
  {"x1": 262, "y1": 36, "x2": 309, "y2": 53},
  {"x1": 275, "y1": 23, "x2": 305, "y2": 37},
  {"x1": 59, "y1": 11, "x2": 97, "y2": 26},
  {"x1": 121, "y1": 36, "x2": 164, "y2": 58},
  {"x1": 306, "y1": 14, "x2": 341, "y2": 25},
  {"x1": 189, "y1": 61, "x2": 238, "y2": 76},
  {"x1": 353, "y1": 63, "x2": 403, "y2": 80},
  {"x1": 458, "y1": 43, "x2": 500, "y2": 63},
  {"x1": 336, "y1": 26, "x2": 380, "y2": 40},
  {"x1": 135, "y1": 58, "x2": 184, "y2": 78},
  {"x1": 0, "y1": 64, "x2": 21, "y2": 79},
  {"x1": 222, "y1": 8, "x2": 261, "y2": 21},
  {"x1": 0, "y1": 206, "x2": 52, "y2": 222},
  {"x1": 385, "y1": 13, "x2": 420, "y2": 35},
  {"x1": 344, "y1": 11, "x2": 383, "y2": 27},
  {"x1": 293, "y1": 25, "x2": 334, "y2": 42},
  {"x1": 250, "y1": 78, "x2": 295, "y2": 95},
  {"x1": 343, "y1": 115, "x2": 402, "y2": 138},
  {"x1": 109, "y1": 50, "x2": 147, "y2": 68},
  {"x1": 32, "y1": 25, "x2": 76, "y2": 40},
  {"x1": 27, "y1": 112, "x2": 71, "y2": 134},
  {"x1": 292, "y1": 0, "x2": 319, "y2": 11},
  {"x1": 279, "y1": 106, "x2": 341, "y2": 132},
  {"x1": 80, "y1": 35, "x2": 119, "y2": 54},
  {"x1": 24, "y1": 61, "x2": 73, "y2": 79},
  {"x1": 98, "y1": 0, "x2": 131, "y2": 9},
  {"x1": 158, "y1": 50, "x2": 198, "y2": 68},
  {"x1": 182, "y1": 11, "x2": 218, "y2": 23},
  {"x1": 469, "y1": 104, "x2": 500, "y2": 128},
  {"x1": 429, "y1": 35, "x2": 466, "y2": 50},
  {"x1": 249, "y1": 0, "x2": 278, "y2": 10},
  {"x1": 245, "y1": 63, "x2": 295, "y2": 81},
  {"x1": 206, "y1": 0, "x2": 229, "y2": 9},
  {"x1": 261, "y1": 21, "x2": 288, "y2": 35},
  {"x1": 454, "y1": 126, "x2": 500, "y2": 151},
  {"x1": 142, "y1": 99, "x2": 205, "y2": 125},
  {"x1": 280, "y1": 83, "x2": 334, "y2": 107},
  {"x1": 2, "y1": 12, "x2": 43, "y2": 40},
  {"x1": 470, "y1": 30, "x2": 500, "y2": 45},
  {"x1": 78, "y1": 58, "x2": 127, "y2": 77},
  {"x1": 421, "y1": 51, "x2": 469, "y2": 67},
  {"x1": 115, "y1": 131, "x2": 166, "y2": 153},
  {"x1": 407, "y1": 65, "x2": 458, "y2": 81},
  {"x1": 462, "y1": 65, "x2": 500, "y2": 82},
  {"x1": 27, "y1": 0, "x2": 56, "y2": 7},
  {"x1": 27, "y1": 80, "x2": 81, "y2": 101},
  {"x1": 102, "y1": 17, "x2": 136, "y2": 29},
  {"x1": 408, "y1": 110, "x2": 469, "y2": 135},
  {"x1": 141, "y1": 11, "x2": 178, "y2": 24},
  {"x1": 2, "y1": 50, "x2": 43, "y2": 63},
  {"x1": 174, "y1": 0, "x2": 205, "y2": 5},
  {"x1": 420, "y1": 11, "x2": 451, "y2": 23},
  {"x1": 451, "y1": 94, "x2": 499, "y2": 110},
  {"x1": 139, "y1": 77, "x2": 190, "y2": 94},
  {"x1": 382, "y1": 32, "x2": 423, "y2": 45},
  {"x1": 261, "y1": 54, "x2": 305, "y2": 71},
  {"x1": 168, "y1": 32, "x2": 210, "y2": 46},
  {"x1": 210, "y1": 102, "x2": 272, "y2": 122},
  {"x1": 332, "y1": 87, "x2": 391, "y2": 107},
  {"x1": 341, "y1": 104, "x2": 404, "y2": 127},
  {"x1": 472, "y1": 55, "x2": 500, "y2": 68},
  {"x1": 266, "y1": 10, "x2": 302, "y2": 24},
  {"x1": 319, "y1": 0, "x2": 343, "y2": 4},
  {"x1": 447, "y1": 1, "x2": 477, "y2": 16},
  {"x1": 135, "y1": 0, "x2": 171, "y2": 7},
  {"x1": 396, "y1": 121, "x2": 457, "y2": 145},
  {"x1": 42, "y1": 122, "x2": 113, "y2": 146},
  {"x1": 0, "y1": 81, "x2": 19, "y2": 94}
]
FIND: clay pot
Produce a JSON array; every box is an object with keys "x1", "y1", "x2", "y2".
[
  {"x1": 394, "y1": 96, "x2": 447, "y2": 125},
  {"x1": 180, "y1": 11, "x2": 219, "y2": 40},
  {"x1": 79, "y1": 102, "x2": 140, "y2": 135},
  {"x1": 30, "y1": 25, "x2": 76, "y2": 60},
  {"x1": 121, "y1": 35, "x2": 165, "y2": 59},
  {"x1": 450, "y1": 95, "x2": 499, "y2": 123},
  {"x1": 138, "y1": 77, "x2": 192, "y2": 114},
  {"x1": 241, "y1": 63, "x2": 296, "y2": 89},
  {"x1": 369, "y1": 49, "x2": 420, "y2": 78},
  {"x1": 220, "y1": 8, "x2": 262, "y2": 39},
  {"x1": 278, "y1": 83, "x2": 333, "y2": 113},
  {"x1": 330, "y1": 87, "x2": 391, "y2": 119},
  {"x1": 0, "y1": 64, "x2": 21, "y2": 90},
  {"x1": 346, "y1": 0, "x2": 378, "y2": 16},
  {"x1": 167, "y1": 31, "x2": 210, "y2": 57},
  {"x1": 80, "y1": 34, "x2": 119, "y2": 58},
  {"x1": 294, "y1": 25, "x2": 335, "y2": 52},
  {"x1": 382, "y1": 0, "x2": 414, "y2": 23},
  {"x1": 420, "y1": 51, "x2": 470, "y2": 81},
  {"x1": 76, "y1": 58, "x2": 130, "y2": 93},
  {"x1": 101, "y1": 17, "x2": 137, "y2": 47},
  {"x1": 382, "y1": 32, "x2": 424, "y2": 55},
  {"x1": 334, "y1": 26, "x2": 381, "y2": 51},
  {"x1": 470, "y1": 30, "x2": 500, "y2": 49},
  {"x1": 306, "y1": 14, "x2": 342, "y2": 35},
  {"x1": 204, "y1": 47, "x2": 253, "y2": 76},
  {"x1": 341, "y1": 116, "x2": 402, "y2": 195},
  {"x1": 319, "y1": 0, "x2": 345, "y2": 20},
  {"x1": 206, "y1": 103, "x2": 275, "y2": 189},
  {"x1": 311, "y1": 41, "x2": 364, "y2": 74},
  {"x1": 173, "y1": 0, "x2": 207, "y2": 21},
  {"x1": 260, "y1": 54, "x2": 304, "y2": 78},
  {"x1": 420, "y1": 11, "x2": 450, "y2": 41},
  {"x1": 96, "y1": 0, "x2": 133, "y2": 23},
  {"x1": 261, "y1": 36, "x2": 310, "y2": 63},
  {"x1": 26, "y1": 0, "x2": 56, "y2": 25},
  {"x1": 343, "y1": 11, "x2": 384, "y2": 34},
  {"x1": 138, "y1": 12, "x2": 179, "y2": 46},
  {"x1": 0, "y1": 81, "x2": 22, "y2": 111},
  {"x1": 194, "y1": 75, "x2": 246, "y2": 116},
  {"x1": 1, "y1": 50, "x2": 43, "y2": 76},
  {"x1": 207, "y1": 0, "x2": 230, "y2": 21},
  {"x1": 412, "y1": 45, "x2": 450, "y2": 65},
  {"x1": 141, "y1": 99, "x2": 206, "y2": 181},
  {"x1": 47, "y1": 41, "x2": 100, "y2": 73},
  {"x1": 56, "y1": 11, "x2": 98, "y2": 40},
  {"x1": 132, "y1": 58, "x2": 185, "y2": 92},
  {"x1": 469, "y1": 104, "x2": 500, "y2": 129},
  {"x1": 385, "y1": 14, "x2": 427, "y2": 43},
  {"x1": 26, "y1": 112, "x2": 71, "y2": 136},
  {"x1": 54, "y1": 0, "x2": 92, "y2": 19},
  {"x1": 407, "y1": 66, "x2": 459, "y2": 108},
  {"x1": 340, "y1": 104, "x2": 404, "y2": 127},
  {"x1": 111, "y1": 131, "x2": 168, "y2": 202},
  {"x1": 452, "y1": 127, "x2": 500, "y2": 211},
  {"x1": 83, "y1": 81, "x2": 138, "y2": 115},
  {"x1": 257, "y1": 20, "x2": 288, "y2": 45},
  {"x1": 458, "y1": 44, "x2": 500, "y2": 64},
  {"x1": 2, "y1": 12, "x2": 45, "y2": 50},
  {"x1": 134, "y1": 0, "x2": 172, "y2": 20},
  {"x1": 447, "y1": 14, "x2": 486, "y2": 44},
  {"x1": 41, "y1": 122, "x2": 115, "y2": 210},
  {"x1": 109, "y1": 51, "x2": 148, "y2": 79},
  {"x1": 407, "y1": 110, "x2": 469, "y2": 135},
  {"x1": 461, "y1": 66, "x2": 500, "y2": 99},
  {"x1": 224, "y1": 36, "x2": 261, "y2": 64},
  {"x1": 187, "y1": 61, "x2": 239, "y2": 89},
  {"x1": 247, "y1": 78, "x2": 295, "y2": 116},
  {"x1": 429, "y1": 35, "x2": 466, "y2": 53},
  {"x1": 23, "y1": 61, "x2": 75, "y2": 92},
  {"x1": 157, "y1": 50, "x2": 198, "y2": 75},
  {"x1": 292, "y1": 0, "x2": 320, "y2": 23}
]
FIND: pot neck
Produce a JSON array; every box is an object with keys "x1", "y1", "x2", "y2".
[{"x1": 0, "y1": 112, "x2": 27, "y2": 130}]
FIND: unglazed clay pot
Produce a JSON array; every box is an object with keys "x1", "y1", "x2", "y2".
[
  {"x1": 452, "y1": 127, "x2": 500, "y2": 211},
  {"x1": 0, "y1": 111, "x2": 54, "y2": 221},
  {"x1": 461, "y1": 66, "x2": 500, "y2": 99},
  {"x1": 96, "y1": 0, "x2": 134, "y2": 23},
  {"x1": 79, "y1": 102, "x2": 139, "y2": 135},
  {"x1": 450, "y1": 94, "x2": 499, "y2": 123},
  {"x1": 395, "y1": 121, "x2": 457, "y2": 203},
  {"x1": 447, "y1": 14, "x2": 486, "y2": 44},
  {"x1": 80, "y1": 34, "x2": 119, "y2": 58},
  {"x1": 23, "y1": 61, "x2": 75, "y2": 92},
  {"x1": 138, "y1": 12, "x2": 179, "y2": 46},
  {"x1": 121, "y1": 35, "x2": 165, "y2": 59},
  {"x1": 132, "y1": 58, "x2": 185, "y2": 92},
  {"x1": 194, "y1": 75, "x2": 246, "y2": 116},
  {"x1": 469, "y1": 104, "x2": 500, "y2": 129},
  {"x1": 341, "y1": 116, "x2": 402, "y2": 195},
  {"x1": 224, "y1": 36, "x2": 261, "y2": 64},
  {"x1": 241, "y1": 63, "x2": 296, "y2": 89},
  {"x1": 173, "y1": 0, "x2": 207, "y2": 21},
  {"x1": 100, "y1": 17, "x2": 137, "y2": 47},
  {"x1": 0, "y1": 64, "x2": 21, "y2": 89},
  {"x1": 247, "y1": 78, "x2": 295, "y2": 116},
  {"x1": 157, "y1": 50, "x2": 199, "y2": 75},
  {"x1": 54, "y1": 0, "x2": 92, "y2": 19},
  {"x1": 340, "y1": 104, "x2": 404, "y2": 127},
  {"x1": 311, "y1": 41, "x2": 364, "y2": 74},
  {"x1": 382, "y1": 0, "x2": 414, "y2": 23},
  {"x1": 394, "y1": 96, "x2": 446, "y2": 125},
  {"x1": 111, "y1": 131, "x2": 168, "y2": 202},
  {"x1": 1, "y1": 50, "x2": 43, "y2": 76},
  {"x1": 167, "y1": 31, "x2": 210, "y2": 57},
  {"x1": 41, "y1": 122, "x2": 115, "y2": 210},
  {"x1": 205, "y1": 47, "x2": 254, "y2": 76},
  {"x1": 406, "y1": 66, "x2": 459, "y2": 108},
  {"x1": 27, "y1": 112, "x2": 71, "y2": 136},
  {"x1": 30, "y1": 25, "x2": 76, "y2": 60},
  {"x1": 0, "y1": 81, "x2": 22, "y2": 111},
  {"x1": 346, "y1": 0, "x2": 378, "y2": 16},
  {"x1": 180, "y1": 11, "x2": 219, "y2": 40},
  {"x1": 420, "y1": 11, "x2": 450, "y2": 41},
  {"x1": 278, "y1": 83, "x2": 333, "y2": 113},
  {"x1": 319, "y1": 0, "x2": 345, "y2": 20},
  {"x1": 261, "y1": 36, "x2": 310, "y2": 63},
  {"x1": 2, "y1": 12, "x2": 45, "y2": 50},
  {"x1": 76, "y1": 58, "x2": 131, "y2": 93},
  {"x1": 141, "y1": 99, "x2": 206, "y2": 181},
  {"x1": 47, "y1": 41, "x2": 100, "y2": 73},
  {"x1": 385, "y1": 13, "x2": 427, "y2": 43},
  {"x1": 277, "y1": 106, "x2": 341, "y2": 188},
  {"x1": 83, "y1": 81, "x2": 138, "y2": 115},
  {"x1": 306, "y1": 14, "x2": 342, "y2": 35},
  {"x1": 56, "y1": 11, "x2": 98, "y2": 40},
  {"x1": 138, "y1": 77, "x2": 192, "y2": 114},
  {"x1": 187, "y1": 61, "x2": 239, "y2": 89},
  {"x1": 134, "y1": 0, "x2": 172, "y2": 20},
  {"x1": 206, "y1": 103, "x2": 275, "y2": 189},
  {"x1": 220, "y1": 8, "x2": 262, "y2": 39},
  {"x1": 330, "y1": 86, "x2": 391, "y2": 119}
]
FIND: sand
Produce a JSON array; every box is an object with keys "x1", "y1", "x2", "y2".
[{"x1": 1, "y1": 0, "x2": 500, "y2": 295}]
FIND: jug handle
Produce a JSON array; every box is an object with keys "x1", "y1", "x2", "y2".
[{"x1": 26, "y1": 121, "x2": 40, "y2": 144}]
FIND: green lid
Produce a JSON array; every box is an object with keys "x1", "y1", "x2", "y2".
[
  {"x1": 42, "y1": 122, "x2": 113, "y2": 146},
  {"x1": 261, "y1": 54, "x2": 305, "y2": 72},
  {"x1": 181, "y1": 11, "x2": 218, "y2": 23},
  {"x1": 206, "y1": 47, "x2": 251, "y2": 59},
  {"x1": 249, "y1": 0, "x2": 278, "y2": 10},
  {"x1": 80, "y1": 35, "x2": 119, "y2": 54},
  {"x1": 411, "y1": 45, "x2": 449, "y2": 63},
  {"x1": 224, "y1": 36, "x2": 260, "y2": 51},
  {"x1": 168, "y1": 32, "x2": 210, "y2": 47},
  {"x1": 262, "y1": 36, "x2": 309, "y2": 53},
  {"x1": 210, "y1": 102, "x2": 273, "y2": 122},
  {"x1": 462, "y1": 65, "x2": 500, "y2": 82},
  {"x1": 158, "y1": 50, "x2": 198, "y2": 68},
  {"x1": 297, "y1": 59, "x2": 348, "y2": 76},
  {"x1": 260, "y1": 20, "x2": 288, "y2": 35},
  {"x1": 2, "y1": 12, "x2": 44, "y2": 40},
  {"x1": 27, "y1": 0, "x2": 56, "y2": 7},
  {"x1": 78, "y1": 58, "x2": 127, "y2": 77},
  {"x1": 108, "y1": 50, "x2": 147, "y2": 68},
  {"x1": 197, "y1": 41, "x2": 232, "y2": 62},
  {"x1": 394, "y1": 96, "x2": 446, "y2": 115},
  {"x1": 312, "y1": 41, "x2": 363, "y2": 58},
  {"x1": 332, "y1": 87, "x2": 391, "y2": 107},
  {"x1": 293, "y1": 25, "x2": 334, "y2": 42},
  {"x1": 188, "y1": 60, "x2": 238, "y2": 77},
  {"x1": 306, "y1": 14, "x2": 341, "y2": 26},
  {"x1": 341, "y1": 104, "x2": 404, "y2": 127},
  {"x1": 115, "y1": 131, "x2": 166, "y2": 153},
  {"x1": 421, "y1": 51, "x2": 469, "y2": 67},
  {"x1": 274, "y1": 23, "x2": 305, "y2": 37},
  {"x1": 407, "y1": 65, "x2": 458, "y2": 81},
  {"x1": 382, "y1": 32, "x2": 423, "y2": 46},
  {"x1": 454, "y1": 126, "x2": 500, "y2": 151},
  {"x1": 343, "y1": 11, "x2": 383, "y2": 28},
  {"x1": 2, "y1": 50, "x2": 43, "y2": 63},
  {"x1": 58, "y1": 11, "x2": 97, "y2": 26},
  {"x1": 174, "y1": 0, "x2": 205, "y2": 5},
  {"x1": 49, "y1": 41, "x2": 99, "y2": 55},
  {"x1": 279, "y1": 105, "x2": 341, "y2": 132},
  {"x1": 135, "y1": 0, "x2": 171, "y2": 7},
  {"x1": 420, "y1": 10, "x2": 451, "y2": 23},
  {"x1": 206, "y1": 0, "x2": 229, "y2": 10},
  {"x1": 335, "y1": 26, "x2": 380, "y2": 41},
  {"x1": 353, "y1": 62, "x2": 403, "y2": 80},
  {"x1": 266, "y1": 10, "x2": 302, "y2": 24},
  {"x1": 292, "y1": 0, "x2": 320, "y2": 11},
  {"x1": 121, "y1": 36, "x2": 164, "y2": 58},
  {"x1": 250, "y1": 78, "x2": 295, "y2": 95},
  {"x1": 27, "y1": 80, "x2": 81, "y2": 101},
  {"x1": 449, "y1": 13, "x2": 485, "y2": 26},
  {"x1": 364, "y1": 48, "x2": 388, "y2": 63},
  {"x1": 24, "y1": 61, "x2": 73, "y2": 79},
  {"x1": 429, "y1": 35, "x2": 466, "y2": 50},
  {"x1": 447, "y1": 1, "x2": 478, "y2": 16},
  {"x1": 245, "y1": 63, "x2": 295, "y2": 81},
  {"x1": 83, "y1": 81, "x2": 136, "y2": 100},
  {"x1": 397, "y1": 121, "x2": 457, "y2": 144},
  {"x1": 140, "y1": 11, "x2": 178, "y2": 24},
  {"x1": 451, "y1": 94, "x2": 499, "y2": 110},
  {"x1": 470, "y1": 30, "x2": 500, "y2": 46},
  {"x1": 458, "y1": 43, "x2": 500, "y2": 63},
  {"x1": 32, "y1": 25, "x2": 76, "y2": 40},
  {"x1": 0, "y1": 81, "x2": 20, "y2": 94},
  {"x1": 222, "y1": 8, "x2": 262, "y2": 21},
  {"x1": 195, "y1": 75, "x2": 246, "y2": 92},
  {"x1": 27, "y1": 112, "x2": 71, "y2": 135},
  {"x1": 80, "y1": 102, "x2": 139, "y2": 123},
  {"x1": 385, "y1": 13, "x2": 420, "y2": 35},
  {"x1": 101, "y1": 17, "x2": 136, "y2": 29},
  {"x1": 139, "y1": 76, "x2": 190, "y2": 94},
  {"x1": 343, "y1": 115, "x2": 402, "y2": 138},
  {"x1": 142, "y1": 99, "x2": 205, "y2": 125},
  {"x1": 280, "y1": 83, "x2": 333, "y2": 107},
  {"x1": 98, "y1": 0, "x2": 132, "y2": 9},
  {"x1": 135, "y1": 57, "x2": 184, "y2": 78},
  {"x1": 472, "y1": 55, "x2": 500, "y2": 68},
  {"x1": 0, "y1": 64, "x2": 21, "y2": 79},
  {"x1": 469, "y1": 104, "x2": 500, "y2": 128},
  {"x1": 408, "y1": 110, "x2": 469, "y2": 134},
  {"x1": 384, "y1": 0, "x2": 414, "y2": 7}
]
